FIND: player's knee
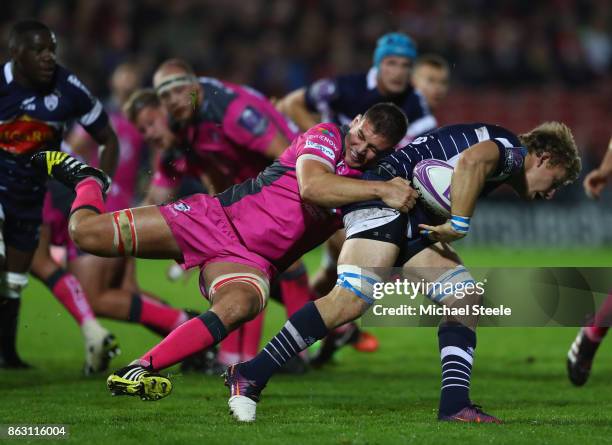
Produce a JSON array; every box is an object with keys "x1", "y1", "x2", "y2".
[
  {"x1": 211, "y1": 287, "x2": 260, "y2": 328},
  {"x1": 332, "y1": 264, "x2": 381, "y2": 316},
  {"x1": 427, "y1": 265, "x2": 481, "y2": 305},
  {"x1": 69, "y1": 217, "x2": 105, "y2": 254},
  {"x1": 208, "y1": 273, "x2": 270, "y2": 329}
]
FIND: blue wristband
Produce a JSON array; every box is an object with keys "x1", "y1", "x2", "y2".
[{"x1": 450, "y1": 214, "x2": 471, "y2": 234}]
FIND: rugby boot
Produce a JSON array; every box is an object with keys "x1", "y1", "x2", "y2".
[
  {"x1": 31, "y1": 151, "x2": 111, "y2": 194},
  {"x1": 439, "y1": 404, "x2": 502, "y2": 424},
  {"x1": 224, "y1": 363, "x2": 264, "y2": 422},
  {"x1": 567, "y1": 328, "x2": 600, "y2": 386},
  {"x1": 107, "y1": 364, "x2": 172, "y2": 401}
]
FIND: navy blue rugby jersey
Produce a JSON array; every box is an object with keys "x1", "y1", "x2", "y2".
[
  {"x1": 0, "y1": 61, "x2": 108, "y2": 209},
  {"x1": 376, "y1": 123, "x2": 527, "y2": 195},
  {"x1": 305, "y1": 67, "x2": 437, "y2": 144}
]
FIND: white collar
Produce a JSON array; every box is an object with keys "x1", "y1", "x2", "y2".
[
  {"x1": 4, "y1": 61, "x2": 13, "y2": 84},
  {"x1": 366, "y1": 67, "x2": 378, "y2": 90}
]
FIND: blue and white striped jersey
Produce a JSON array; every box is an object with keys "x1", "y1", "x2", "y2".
[{"x1": 377, "y1": 123, "x2": 527, "y2": 192}]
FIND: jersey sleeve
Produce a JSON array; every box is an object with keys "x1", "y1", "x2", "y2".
[
  {"x1": 304, "y1": 77, "x2": 341, "y2": 113},
  {"x1": 397, "y1": 91, "x2": 437, "y2": 146},
  {"x1": 489, "y1": 139, "x2": 527, "y2": 181},
  {"x1": 295, "y1": 125, "x2": 343, "y2": 172},
  {"x1": 222, "y1": 94, "x2": 280, "y2": 155},
  {"x1": 64, "y1": 73, "x2": 109, "y2": 134}
]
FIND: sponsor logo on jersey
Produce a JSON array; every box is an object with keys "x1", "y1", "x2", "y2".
[
  {"x1": 305, "y1": 139, "x2": 335, "y2": 160},
  {"x1": 0, "y1": 114, "x2": 59, "y2": 154},
  {"x1": 238, "y1": 106, "x2": 268, "y2": 136},
  {"x1": 317, "y1": 127, "x2": 333, "y2": 136},
  {"x1": 311, "y1": 133, "x2": 337, "y2": 149},
  {"x1": 20, "y1": 96, "x2": 36, "y2": 111},
  {"x1": 44, "y1": 94, "x2": 59, "y2": 111},
  {"x1": 173, "y1": 202, "x2": 191, "y2": 212}
]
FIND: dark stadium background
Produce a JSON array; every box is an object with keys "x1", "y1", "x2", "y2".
[{"x1": 2, "y1": 1, "x2": 610, "y2": 246}]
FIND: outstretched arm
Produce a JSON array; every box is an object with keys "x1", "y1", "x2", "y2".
[
  {"x1": 276, "y1": 88, "x2": 320, "y2": 132},
  {"x1": 88, "y1": 123, "x2": 120, "y2": 176},
  {"x1": 584, "y1": 137, "x2": 612, "y2": 199}
]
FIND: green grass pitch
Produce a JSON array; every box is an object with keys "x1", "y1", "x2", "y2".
[{"x1": 2, "y1": 247, "x2": 612, "y2": 444}]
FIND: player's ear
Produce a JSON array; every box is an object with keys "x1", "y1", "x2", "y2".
[
  {"x1": 351, "y1": 114, "x2": 362, "y2": 127},
  {"x1": 539, "y1": 152, "x2": 552, "y2": 167}
]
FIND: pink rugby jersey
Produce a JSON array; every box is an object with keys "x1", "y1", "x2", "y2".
[
  {"x1": 152, "y1": 77, "x2": 299, "y2": 190},
  {"x1": 217, "y1": 122, "x2": 361, "y2": 273}
]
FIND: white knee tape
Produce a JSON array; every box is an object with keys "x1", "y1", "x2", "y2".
[
  {"x1": 208, "y1": 273, "x2": 270, "y2": 311},
  {"x1": 336, "y1": 265, "x2": 382, "y2": 305},
  {"x1": 1, "y1": 272, "x2": 29, "y2": 299},
  {"x1": 426, "y1": 265, "x2": 476, "y2": 303}
]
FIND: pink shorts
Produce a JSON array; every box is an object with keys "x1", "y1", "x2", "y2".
[{"x1": 158, "y1": 193, "x2": 276, "y2": 282}]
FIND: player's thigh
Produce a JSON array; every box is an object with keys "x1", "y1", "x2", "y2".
[
  {"x1": 119, "y1": 257, "x2": 139, "y2": 293},
  {"x1": 68, "y1": 254, "x2": 126, "y2": 299},
  {"x1": 30, "y1": 225, "x2": 57, "y2": 279},
  {"x1": 338, "y1": 238, "x2": 399, "y2": 268},
  {"x1": 326, "y1": 228, "x2": 345, "y2": 262},
  {"x1": 76, "y1": 206, "x2": 182, "y2": 259},
  {"x1": 401, "y1": 242, "x2": 462, "y2": 282}
]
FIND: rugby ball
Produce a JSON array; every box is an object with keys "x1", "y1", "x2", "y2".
[{"x1": 412, "y1": 159, "x2": 452, "y2": 218}]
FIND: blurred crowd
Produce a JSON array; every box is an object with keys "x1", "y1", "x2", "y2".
[{"x1": 1, "y1": 0, "x2": 610, "y2": 99}]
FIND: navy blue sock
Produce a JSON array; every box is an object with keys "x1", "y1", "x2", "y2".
[
  {"x1": 239, "y1": 302, "x2": 328, "y2": 386},
  {"x1": 438, "y1": 322, "x2": 476, "y2": 416}
]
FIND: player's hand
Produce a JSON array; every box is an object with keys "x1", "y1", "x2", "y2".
[
  {"x1": 380, "y1": 178, "x2": 418, "y2": 213},
  {"x1": 583, "y1": 169, "x2": 609, "y2": 199},
  {"x1": 419, "y1": 221, "x2": 466, "y2": 243}
]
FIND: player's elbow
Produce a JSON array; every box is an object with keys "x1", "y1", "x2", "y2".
[
  {"x1": 457, "y1": 151, "x2": 481, "y2": 170},
  {"x1": 299, "y1": 181, "x2": 318, "y2": 204}
]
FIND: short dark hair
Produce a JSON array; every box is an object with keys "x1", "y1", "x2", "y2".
[
  {"x1": 9, "y1": 20, "x2": 52, "y2": 51},
  {"x1": 123, "y1": 88, "x2": 161, "y2": 123},
  {"x1": 363, "y1": 103, "x2": 408, "y2": 148},
  {"x1": 414, "y1": 53, "x2": 449, "y2": 72}
]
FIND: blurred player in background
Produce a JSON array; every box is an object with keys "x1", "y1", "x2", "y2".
[
  {"x1": 277, "y1": 32, "x2": 435, "y2": 141},
  {"x1": 226, "y1": 121, "x2": 581, "y2": 423},
  {"x1": 411, "y1": 54, "x2": 450, "y2": 112},
  {"x1": 277, "y1": 32, "x2": 436, "y2": 362},
  {"x1": 567, "y1": 136, "x2": 612, "y2": 386},
  {"x1": 0, "y1": 20, "x2": 119, "y2": 368}
]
